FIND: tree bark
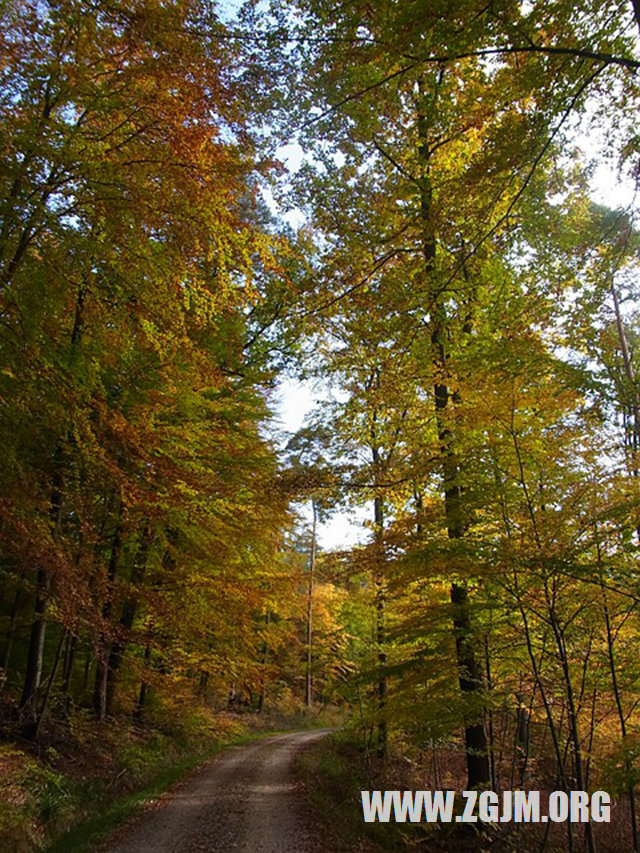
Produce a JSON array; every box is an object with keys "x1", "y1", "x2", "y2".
[
  {"x1": 258, "y1": 610, "x2": 271, "y2": 714},
  {"x1": 416, "y1": 73, "x2": 490, "y2": 789},
  {"x1": 596, "y1": 528, "x2": 639, "y2": 851},
  {"x1": 20, "y1": 282, "x2": 87, "y2": 724},
  {"x1": 19, "y1": 567, "x2": 51, "y2": 718},
  {"x1": 137, "y1": 641, "x2": 152, "y2": 714},
  {"x1": 1, "y1": 587, "x2": 22, "y2": 693},
  {"x1": 370, "y1": 415, "x2": 388, "y2": 759},
  {"x1": 632, "y1": 0, "x2": 640, "y2": 35},
  {"x1": 305, "y1": 502, "x2": 317, "y2": 707},
  {"x1": 34, "y1": 628, "x2": 66, "y2": 738},
  {"x1": 93, "y1": 508, "x2": 123, "y2": 721},
  {"x1": 611, "y1": 284, "x2": 640, "y2": 452},
  {"x1": 20, "y1": 441, "x2": 65, "y2": 723},
  {"x1": 105, "y1": 521, "x2": 152, "y2": 714},
  {"x1": 449, "y1": 581, "x2": 490, "y2": 787},
  {"x1": 61, "y1": 631, "x2": 77, "y2": 705},
  {"x1": 546, "y1": 590, "x2": 596, "y2": 853}
]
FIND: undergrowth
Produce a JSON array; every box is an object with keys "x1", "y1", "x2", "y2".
[
  {"x1": 296, "y1": 732, "x2": 634, "y2": 853},
  {"x1": 0, "y1": 703, "x2": 328, "y2": 853},
  {"x1": 296, "y1": 731, "x2": 413, "y2": 852}
]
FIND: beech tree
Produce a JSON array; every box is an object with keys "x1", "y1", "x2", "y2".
[
  {"x1": 0, "y1": 0, "x2": 292, "y2": 728},
  {"x1": 266, "y1": 0, "x2": 640, "y2": 797},
  {"x1": 3, "y1": 0, "x2": 640, "y2": 847}
]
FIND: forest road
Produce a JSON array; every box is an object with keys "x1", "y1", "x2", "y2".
[{"x1": 101, "y1": 729, "x2": 333, "y2": 853}]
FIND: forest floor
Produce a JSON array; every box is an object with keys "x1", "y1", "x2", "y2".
[
  {"x1": 3, "y1": 709, "x2": 631, "y2": 852},
  {"x1": 98, "y1": 729, "x2": 332, "y2": 853},
  {"x1": 0, "y1": 702, "x2": 338, "y2": 852},
  {"x1": 296, "y1": 733, "x2": 633, "y2": 853}
]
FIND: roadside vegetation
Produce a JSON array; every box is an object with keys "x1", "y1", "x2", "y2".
[
  {"x1": 0, "y1": 705, "x2": 337, "y2": 853},
  {"x1": 298, "y1": 731, "x2": 633, "y2": 853}
]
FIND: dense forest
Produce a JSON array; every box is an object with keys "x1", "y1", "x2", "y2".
[{"x1": 1, "y1": 0, "x2": 640, "y2": 850}]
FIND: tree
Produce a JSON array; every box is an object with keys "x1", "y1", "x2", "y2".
[
  {"x1": 0, "y1": 0, "x2": 290, "y2": 729},
  {"x1": 269, "y1": 0, "x2": 640, "y2": 793}
]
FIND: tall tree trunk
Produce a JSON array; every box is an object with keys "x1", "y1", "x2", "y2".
[
  {"x1": 449, "y1": 581, "x2": 490, "y2": 788},
  {"x1": 106, "y1": 521, "x2": 152, "y2": 714},
  {"x1": 19, "y1": 567, "x2": 51, "y2": 719},
  {"x1": 34, "y1": 627, "x2": 66, "y2": 739},
  {"x1": 611, "y1": 283, "x2": 640, "y2": 446},
  {"x1": 371, "y1": 433, "x2": 387, "y2": 758},
  {"x1": 415, "y1": 74, "x2": 490, "y2": 788},
  {"x1": 20, "y1": 442, "x2": 65, "y2": 723},
  {"x1": 93, "y1": 507, "x2": 123, "y2": 721},
  {"x1": 546, "y1": 590, "x2": 596, "y2": 853},
  {"x1": 258, "y1": 610, "x2": 271, "y2": 714},
  {"x1": 20, "y1": 283, "x2": 86, "y2": 725},
  {"x1": 631, "y1": 0, "x2": 640, "y2": 35},
  {"x1": 596, "y1": 528, "x2": 639, "y2": 851},
  {"x1": 430, "y1": 249, "x2": 490, "y2": 789},
  {"x1": 515, "y1": 690, "x2": 532, "y2": 786},
  {"x1": 305, "y1": 502, "x2": 317, "y2": 707},
  {"x1": 137, "y1": 640, "x2": 152, "y2": 715},
  {"x1": 1, "y1": 586, "x2": 22, "y2": 693},
  {"x1": 61, "y1": 631, "x2": 77, "y2": 707},
  {"x1": 484, "y1": 635, "x2": 496, "y2": 790},
  {"x1": 611, "y1": 283, "x2": 640, "y2": 542}
]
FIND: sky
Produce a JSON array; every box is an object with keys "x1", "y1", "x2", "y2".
[{"x1": 272, "y1": 378, "x2": 370, "y2": 550}]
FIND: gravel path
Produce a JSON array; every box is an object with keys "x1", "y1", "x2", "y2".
[{"x1": 101, "y1": 729, "x2": 332, "y2": 853}]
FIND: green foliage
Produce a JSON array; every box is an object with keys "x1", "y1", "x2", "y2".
[{"x1": 2, "y1": 0, "x2": 640, "y2": 848}]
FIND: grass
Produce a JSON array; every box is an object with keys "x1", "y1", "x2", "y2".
[
  {"x1": 45, "y1": 727, "x2": 269, "y2": 853},
  {"x1": 296, "y1": 731, "x2": 412, "y2": 852},
  {"x1": 0, "y1": 701, "x2": 327, "y2": 853},
  {"x1": 295, "y1": 732, "x2": 502, "y2": 853}
]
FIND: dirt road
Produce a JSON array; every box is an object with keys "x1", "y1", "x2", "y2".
[{"x1": 101, "y1": 729, "x2": 332, "y2": 853}]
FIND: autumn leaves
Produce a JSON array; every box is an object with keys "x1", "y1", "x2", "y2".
[{"x1": 0, "y1": 1, "x2": 289, "y2": 729}]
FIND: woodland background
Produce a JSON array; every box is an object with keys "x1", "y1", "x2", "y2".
[{"x1": 1, "y1": 0, "x2": 640, "y2": 851}]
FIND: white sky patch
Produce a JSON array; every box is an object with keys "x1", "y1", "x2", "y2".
[
  {"x1": 262, "y1": 185, "x2": 307, "y2": 229},
  {"x1": 294, "y1": 499, "x2": 370, "y2": 550},
  {"x1": 274, "y1": 378, "x2": 373, "y2": 549},
  {"x1": 573, "y1": 117, "x2": 639, "y2": 211},
  {"x1": 274, "y1": 377, "x2": 316, "y2": 432},
  {"x1": 262, "y1": 143, "x2": 308, "y2": 228},
  {"x1": 317, "y1": 509, "x2": 370, "y2": 549},
  {"x1": 277, "y1": 142, "x2": 305, "y2": 172},
  {"x1": 216, "y1": 0, "x2": 244, "y2": 24}
]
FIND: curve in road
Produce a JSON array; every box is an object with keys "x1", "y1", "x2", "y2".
[{"x1": 101, "y1": 729, "x2": 332, "y2": 853}]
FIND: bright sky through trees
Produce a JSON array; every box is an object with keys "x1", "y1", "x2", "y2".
[{"x1": 272, "y1": 122, "x2": 637, "y2": 549}]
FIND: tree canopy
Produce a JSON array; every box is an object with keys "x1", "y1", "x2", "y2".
[{"x1": 1, "y1": 1, "x2": 640, "y2": 850}]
